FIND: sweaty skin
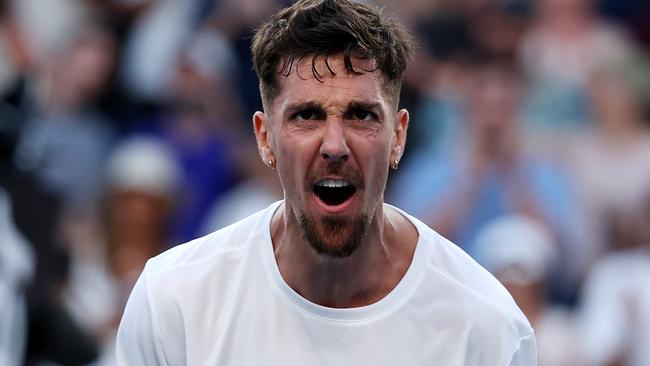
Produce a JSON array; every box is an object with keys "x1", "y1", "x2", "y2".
[{"x1": 253, "y1": 55, "x2": 418, "y2": 308}]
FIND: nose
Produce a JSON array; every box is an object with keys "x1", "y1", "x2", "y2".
[{"x1": 319, "y1": 119, "x2": 349, "y2": 163}]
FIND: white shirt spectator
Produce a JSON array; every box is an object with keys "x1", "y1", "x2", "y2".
[
  {"x1": 579, "y1": 248, "x2": 650, "y2": 366},
  {"x1": 0, "y1": 189, "x2": 34, "y2": 366}
]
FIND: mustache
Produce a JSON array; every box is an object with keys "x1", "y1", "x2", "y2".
[{"x1": 305, "y1": 161, "x2": 364, "y2": 190}]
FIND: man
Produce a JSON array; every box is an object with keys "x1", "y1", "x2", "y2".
[{"x1": 116, "y1": 0, "x2": 536, "y2": 365}]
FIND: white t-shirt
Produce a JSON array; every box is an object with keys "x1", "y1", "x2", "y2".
[
  {"x1": 116, "y1": 201, "x2": 536, "y2": 365},
  {"x1": 578, "y1": 249, "x2": 650, "y2": 366},
  {"x1": 0, "y1": 190, "x2": 34, "y2": 366}
]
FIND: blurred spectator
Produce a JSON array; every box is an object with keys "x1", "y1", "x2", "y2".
[
  {"x1": 577, "y1": 198, "x2": 650, "y2": 366},
  {"x1": 103, "y1": 136, "x2": 180, "y2": 282},
  {"x1": 1, "y1": 32, "x2": 100, "y2": 361},
  {"x1": 10, "y1": 0, "x2": 89, "y2": 69},
  {"x1": 519, "y1": 0, "x2": 635, "y2": 130},
  {"x1": 474, "y1": 215, "x2": 580, "y2": 366},
  {"x1": 567, "y1": 53, "x2": 650, "y2": 261},
  {"x1": 0, "y1": 0, "x2": 27, "y2": 96},
  {"x1": 399, "y1": 0, "x2": 530, "y2": 163},
  {"x1": 120, "y1": 0, "x2": 201, "y2": 101},
  {"x1": 172, "y1": 27, "x2": 242, "y2": 130},
  {"x1": 63, "y1": 136, "x2": 181, "y2": 365},
  {"x1": 464, "y1": 0, "x2": 530, "y2": 61},
  {"x1": 0, "y1": 189, "x2": 34, "y2": 366},
  {"x1": 17, "y1": 183, "x2": 99, "y2": 365},
  {"x1": 404, "y1": 2, "x2": 475, "y2": 156},
  {"x1": 208, "y1": 0, "x2": 283, "y2": 118},
  {"x1": 9, "y1": 7, "x2": 117, "y2": 206},
  {"x1": 132, "y1": 28, "x2": 244, "y2": 243},
  {"x1": 391, "y1": 61, "x2": 586, "y2": 301}
]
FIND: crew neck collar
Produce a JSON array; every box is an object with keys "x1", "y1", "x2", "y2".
[{"x1": 259, "y1": 200, "x2": 428, "y2": 323}]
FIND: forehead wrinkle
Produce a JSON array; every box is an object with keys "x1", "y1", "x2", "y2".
[{"x1": 288, "y1": 78, "x2": 383, "y2": 105}]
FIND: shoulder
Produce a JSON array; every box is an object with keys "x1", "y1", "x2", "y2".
[
  {"x1": 393, "y1": 204, "x2": 534, "y2": 338},
  {"x1": 145, "y1": 202, "x2": 278, "y2": 277},
  {"x1": 117, "y1": 202, "x2": 280, "y2": 365},
  {"x1": 131, "y1": 204, "x2": 270, "y2": 318},
  {"x1": 429, "y1": 229, "x2": 530, "y2": 327},
  {"x1": 419, "y1": 225, "x2": 536, "y2": 364}
]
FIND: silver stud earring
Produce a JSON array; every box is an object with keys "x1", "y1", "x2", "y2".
[
  {"x1": 392, "y1": 159, "x2": 399, "y2": 170},
  {"x1": 268, "y1": 159, "x2": 275, "y2": 169}
]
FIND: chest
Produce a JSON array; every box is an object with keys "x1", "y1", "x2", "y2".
[{"x1": 156, "y1": 286, "x2": 510, "y2": 366}]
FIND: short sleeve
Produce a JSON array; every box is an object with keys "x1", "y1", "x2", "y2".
[
  {"x1": 116, "y1": 266, "x2": 167, "y2": 366},
  {"x1": 506, "y1": 333, "x2": 537, "y2": 366}
]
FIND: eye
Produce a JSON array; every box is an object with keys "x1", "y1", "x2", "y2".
[
  {"x1": 296, "y1": 110, "x2": 315, "y2": 120},
  {"x1": 348, "y1": 108, "x2": 376, "y2": 121},
  {"x1": 354, "y1": 110, "x2": 370, "y2": 120},
  {"x1": 290, "y1": 108, "x2": 323, "y2": 121}
]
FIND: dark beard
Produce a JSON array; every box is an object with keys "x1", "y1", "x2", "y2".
[{"x1": 298, "y1": 214, "x2": 369, "y2": 258}]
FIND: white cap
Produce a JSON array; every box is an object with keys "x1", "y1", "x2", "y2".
[
  {"x1": 474, "y1": 215, "x2": 557, "y2": 285},
  {"x1": 105, "y1": 136, "x2": 181, "y2": 196}
]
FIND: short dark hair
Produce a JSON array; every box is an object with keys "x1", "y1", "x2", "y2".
[{"x1": 251, "y1": 0, "x2": 415, "y2": 110}]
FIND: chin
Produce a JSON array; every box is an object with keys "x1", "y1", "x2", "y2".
[{"x1": 299, "y1": 213, "x2": 369, "y2": 258}]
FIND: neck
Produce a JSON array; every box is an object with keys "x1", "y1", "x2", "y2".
[{"x1": 271, "y1": 202, "x2": 417, "y2": 308}]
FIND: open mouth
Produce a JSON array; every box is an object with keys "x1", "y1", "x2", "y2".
[{"x1": 313, "y1": 179, "x2": 356, "y2": 206}]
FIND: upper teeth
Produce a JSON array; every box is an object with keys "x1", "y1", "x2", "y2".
[{"x1": 317, "y1": 179, "x2": 350, "y2": 188}]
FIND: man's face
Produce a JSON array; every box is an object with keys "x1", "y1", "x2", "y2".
[{"x1": 254, "y1": 55, "x2": 408, "y2": 257}]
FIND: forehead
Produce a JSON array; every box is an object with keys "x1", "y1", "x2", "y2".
[{"x1": 270, "y1": 55, "x2": 389, "y2": 112}]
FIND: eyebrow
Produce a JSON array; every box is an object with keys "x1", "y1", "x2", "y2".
[
  {"x1": 346, "y1": 100, "x2": 383, "y2": 114},
  {"x1": 284, "y1": 101, "x2": 323, "y2": 116},
  {"x1": 284, "y1": 100, "x2": 384, "y2": 117}
]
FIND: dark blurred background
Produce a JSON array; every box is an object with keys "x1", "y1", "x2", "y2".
[{"x1": 1, "y1": 0, "x2": 650, "y2": 365}]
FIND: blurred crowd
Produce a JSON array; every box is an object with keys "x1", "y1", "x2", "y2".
[{"x1": 0, "y1": 0, "x2": 649, "y2": 365}]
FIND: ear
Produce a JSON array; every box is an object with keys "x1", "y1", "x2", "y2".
[
  {"x1": 253, "y1": 111, "x2": 275, "y2": 167},
  {"x1": 390, "y1": 109, "x2": 409, "y2": 168}
]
